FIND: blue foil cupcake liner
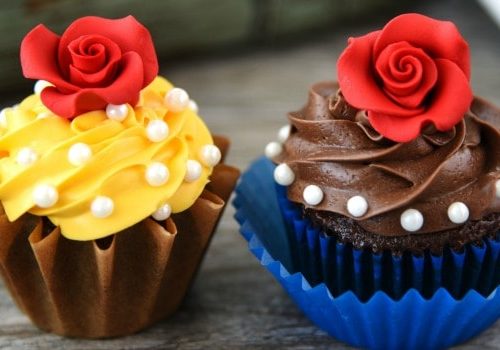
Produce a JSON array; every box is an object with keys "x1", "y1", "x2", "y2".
[
  {"x1": 233, "y1": 156, "x2": 500, "y2": 350},
  {"x1": 276, "y1": 182, "x2": 500, "y2": 301}
]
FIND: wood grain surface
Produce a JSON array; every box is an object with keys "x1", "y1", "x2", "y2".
[{"x1": 0, "y1": 0, "x2": 499, "y2": 348}]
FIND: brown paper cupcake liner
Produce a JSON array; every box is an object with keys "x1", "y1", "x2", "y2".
[{"x1": 0, "y1": 136, "x2": 239, "y2": 338}]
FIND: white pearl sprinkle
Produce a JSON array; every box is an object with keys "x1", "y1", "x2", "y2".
[
  {"x1": 165, "y1": 88, "x2": 190, "y2": 113},
  {"x1": 32, "y1": 184, "x2": 58, "y2": 208},
  {"x1": 303, "y1": 185, "x2": 324, "y2": 206},
  {"x1": 400, "y1": 209, "x2": 424, "y2": 232},
  {"x1": 199, "y1": 144, "x2": 221, "y2": 167},
  {"x1": 496, "y1": 179, "x2": 500, "y2": 199},
  {"x1": 277, "y1": 125, "x2": 291, "y2": 143},
  {"x1": 16, "y1": 147, "x2": 38, "y2": 166},
  {"x1": 146, "y1": 120, "x2": 169, "y2": 142},
  {"x1": 447, "y1": 202, "x2": 469, "y2": 224},
  {"x1": 34, "y1": 80, "x2": 53, "y2": 95},
  {"x1": 273, "y1": 163, "x2": 295, "y2": 186},
  {"x1": 36, "y1": 112, "x2": 51, "y2": 120},
  {"x1": 347, "y1": 195, "x2": 368, "y2": 217},
  {"x1": 0, "y1": 108, "x2": 8, "y2": 128},
  {"x1": 265, "y1": 141, "x2": 283, "y2": 159},
  {"x1": 145, "y1": 162, "x2": 170, "y2": 187},
  {"x1": 91, "y1": 196, "x2": 114, "y2": 218},
  {"x1": 152, "y1": 203, "x2": 172, "y2": 221},
  {"x1": 188, "y1": 99, "x2": 199, "y2": 113},
  {"x1": 67, "y1": 143, "x2": 92, "y2": 166},
  {"x1": 105, "y1": 104, "x2": 128, "y2": 122},
  {"x1": 184, "y1": 159, "x2": 202, "y2": 182}
]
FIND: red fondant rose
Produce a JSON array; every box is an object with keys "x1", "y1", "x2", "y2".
[
  {"x1": 337, "y1": 13, "x2": 472, "y2": 142},
  {"x1": 21, "y1": 16, "x2": 158, "y2": 119}
]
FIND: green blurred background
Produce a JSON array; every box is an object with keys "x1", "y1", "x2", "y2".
[
  {"x1": 0, "y1": 0, "x2": 417, "y2": 100},
  {"x1": 1, "y1": 0, "x2": 498, "y2": 104}
]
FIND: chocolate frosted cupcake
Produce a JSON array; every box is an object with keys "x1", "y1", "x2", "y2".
[
  {"x1": 0, "y1": 16, "x2": 239, "y2": 338},
  {"x1": 236, "y1": 13, "x2": 500, "y2": 350},
  {"x1": 276, "y1": 82, "x2": 499, "y2": 255}
]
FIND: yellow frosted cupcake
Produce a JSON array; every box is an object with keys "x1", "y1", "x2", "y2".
[{"x1": 0, "y1": 16, "x2": 239, "y2": 338}]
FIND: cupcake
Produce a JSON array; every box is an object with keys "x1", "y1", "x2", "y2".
[
  {"x1": 0, "y1": 16, "x2": 239, "y2": 338},
  {"x1": 235, "y1": 13, "x2": 499, "y2": 349}
]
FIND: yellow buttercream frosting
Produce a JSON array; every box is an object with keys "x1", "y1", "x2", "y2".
[{"x1": 0, "y1": 76, "x2": 216, "y2": 240}]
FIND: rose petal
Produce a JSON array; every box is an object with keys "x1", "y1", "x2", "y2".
[
  {"x1": 373, "y1": 13, "x2": 470, "y2": 79},
  {"x1": 58, "y1": 16, "x2": 158, "y2": 86},
  {"x1": 20, "y1": 24, "x2": 78, "y2": 93},
  {"x1": 41, "y1": 52, "x2": 144, "y2": 118},
  {"x1": 375, "y1": 41, "x2": 438, "y2": 108},
  {"x1": 368, "y1": 59, "x2": 472, "y2": 142},
  {"x1": 338, "y1": 31, "x2": 424, "y2": 117},
  {"x1": 421, "y1": 59, "x2": 472, "y2": 130},
  {"x1": 68, "y1": 55, "x2": 120, "y2": 87}
]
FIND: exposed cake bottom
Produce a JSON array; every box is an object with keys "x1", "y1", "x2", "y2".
[{"x1": 304, "y1": 208, "x2": 500, "y2": 255}]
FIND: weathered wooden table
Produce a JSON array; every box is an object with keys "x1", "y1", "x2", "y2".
[{"x1": 0, "y1": 0, "x2": 499, "y2": 348}]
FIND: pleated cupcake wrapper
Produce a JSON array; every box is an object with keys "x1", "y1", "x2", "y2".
[
  {"x1": 234, "y1": 156, "x2": 500, "y2": 350},
  {"x1": 0, "y1": 137, "x2": 240, "y2": 339},
  {"x1": 277, "y1": 184, "x2": 500, "y2": 301}
]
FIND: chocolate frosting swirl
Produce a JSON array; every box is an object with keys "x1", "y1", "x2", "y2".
[{"x1": 276, "y1": 82, "x2": 500, "y2": 236}]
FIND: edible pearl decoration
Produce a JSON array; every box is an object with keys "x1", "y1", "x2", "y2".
[
  {"x1": 145, "y1": 162, "x2": 169, "y2": 186},
  {"x1": 447, "y1": 202, "x2": 469, "y2": 224},
  {"x1": 32, "y1": 184, "x2": 58, "y2": 208},
  {"x1": 91, "y1": 196, "x2": 114, "y2": 218},
  {"x1": 34, "y1": 80, "x2": 53, "y2": 95},
  {"x1": 165, "y1": 88, "x2": 190, "y2": 113},
  {"x1": 105, "y1": 104, "x2": 128, "y2": 121},
  {"x1": 277, "y1": 125, "x2": 291, "y2": 143},
  {"x1": 265, "y1": 141, "x2": 283, "y2": 159},
  {"x1": 188, "y1": 99, "x2": 199, "y2": 113},
  {"x1": 146, "y1": 120, "x2": 169, "y2": 142},
  {"x1": 184, "y1": 159, "x2": 202, "y2": 182},
  {"x1": 347, "y1": 195, "x2": 368, "y2": 217},
  {"x1": 68, "y1": 143, "x2": 92, "y2": 166},
  {"x1": 273, "y1": 163, "x2": 295, "y2": 186},
  {"x1": 16, "y1": 147, "x2": 38, "y2": 166},
  {"x1": 400, "y1": 209, "x2": 424, "y2": 232},
  {"x1": 496, "y1": 179, "x2": 500, "y2": 198},
  {"x1": 200, "y1": 144, "x2": 221, "y2": 167},
  {"x1": 0, "y1": 108, "x2": 7, "y2": 128},
  {"x1": 152, "y1": 203, "x2": 172, "y2": 221},
  {"x1": 303, "y1": 185, "x2": 324, "y2": 206}
]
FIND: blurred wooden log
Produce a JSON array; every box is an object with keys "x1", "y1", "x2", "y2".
[{"x1": 0, "y1": 0, "x2": 408, "y2": 97}]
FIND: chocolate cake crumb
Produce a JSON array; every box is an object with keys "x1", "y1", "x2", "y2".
[{"x1": 304, "y1": 208, "x2": 500, "y2": 255}]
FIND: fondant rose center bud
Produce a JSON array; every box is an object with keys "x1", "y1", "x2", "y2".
[
  {"x1": 67, "y1": 34, "x2": 122, "y2": 87},
  {"x1": 375, "y1": 42, "x2": 438, "y2": 109}
]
